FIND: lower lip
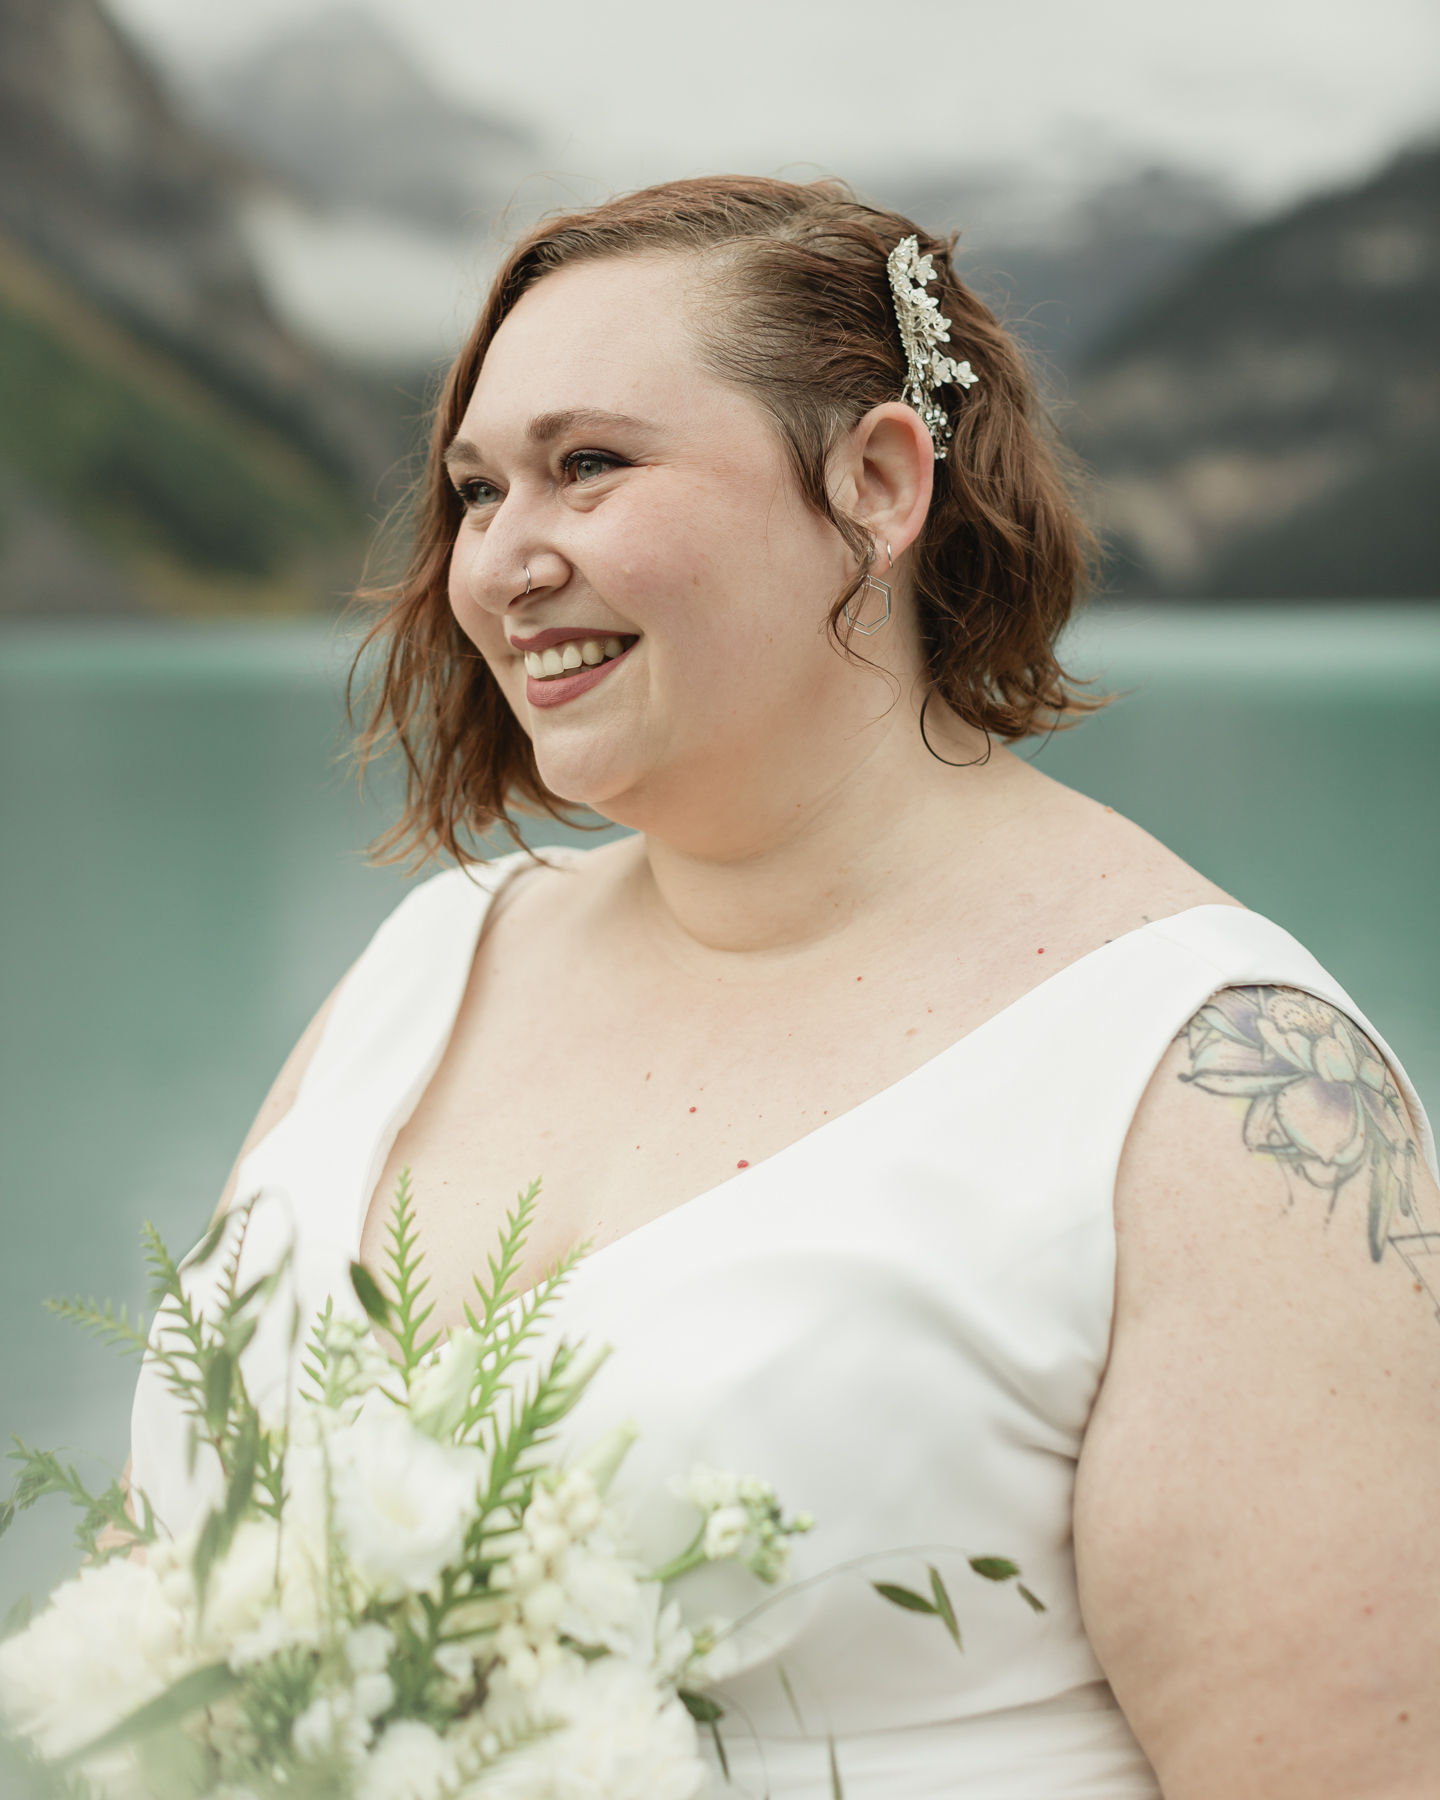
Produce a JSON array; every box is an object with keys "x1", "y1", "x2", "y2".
[{"x1": 525, "y1": 643, "x2": 634, "y2": 710}]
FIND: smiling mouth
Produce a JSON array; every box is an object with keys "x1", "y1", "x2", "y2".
[{"x1": 522, "y1": 635, "x2": 635, "y2": 680}]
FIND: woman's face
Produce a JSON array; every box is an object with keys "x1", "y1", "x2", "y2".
[{"x1": 446, "y1": 254, "x2": 920, "y2": 840}]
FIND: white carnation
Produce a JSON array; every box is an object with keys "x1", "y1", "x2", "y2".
[
  {"x1": 0, "y1": 1558, "x2": 194, "y2": 1763},
  {"x1": 360, "y1": 1719, "x2": 459, "y2": 1800},
  {"x1": 473, "y1": 1655, "x2": 704, "y2": 1800},
  {"x1": 328, "y1": 1409, "x2": 485, "y2": 1597}
]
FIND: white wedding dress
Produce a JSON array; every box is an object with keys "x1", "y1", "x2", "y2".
[{"x1": 130, "y1": 851, "x2": 1437, "y2": 1798}]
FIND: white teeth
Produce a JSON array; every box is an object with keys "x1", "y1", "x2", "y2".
[{"x1": 524, "y1": 636, "x2": 633, "y2": 680}]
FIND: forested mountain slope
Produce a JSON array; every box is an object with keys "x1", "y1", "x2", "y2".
[
  {"x1": 0, "y1": 0, "x2": 407, "y2": 616},
  {"x1": 1070, "y1": 144, "x2": 1440, "y2": 599}
]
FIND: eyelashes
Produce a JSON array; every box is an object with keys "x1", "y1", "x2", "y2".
[{"x1": 451, "y1": 449, "x2": 630, "y2": 510}]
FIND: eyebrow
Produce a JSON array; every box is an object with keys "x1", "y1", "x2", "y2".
[{"x1": 443, "y1": 408, "x2": 655, "y2": 471}]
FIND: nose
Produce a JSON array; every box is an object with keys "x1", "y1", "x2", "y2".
[{"x1": 452, "y1": 512, "x2": 565, "y2": 618}]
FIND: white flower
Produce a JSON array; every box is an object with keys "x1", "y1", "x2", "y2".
[
  {"x1": 0, "y1": 1559, "x2": 194, "y2": 1762},
  {"x1": 292, "y1": 1688, "x2": 372, "y2": 1763},
  {"x1": 673, "y1": 1466, "x2": 739, "y2": 1512},
  {"x1": 360, "y1": 1719, "x2": 459, "y2": 1800},
  {"x1": 701, "y1": 1506, "x2": 749, "y2": 1562},
  {"x1": 328, "y1": 1409, "x2": 485, "y2": 1598},
  {"x1": 408, "y1": 1330, "x2": 483, "y2": 1440},
  {"x1": 472, "y1": 1655, "x2": 704, "y2": 1800},
  {"x1": 194, "y1": 1515, "x2": 326, "y2": 1667},
  {"x1": 347, "y1": 1621, "x2": 396, "y2": 1675}
]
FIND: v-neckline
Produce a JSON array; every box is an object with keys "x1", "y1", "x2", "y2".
[{"x1": 383, "y1": 859, "x2": 1239, "y2": 1284}]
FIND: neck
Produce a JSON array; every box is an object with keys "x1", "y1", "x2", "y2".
[{"x1": 624, "y1": 696, "x2": 1019, "y2": 958}]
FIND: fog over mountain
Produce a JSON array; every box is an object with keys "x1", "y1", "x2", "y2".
[{"x1": 3, "y1": 0, "x2": 1433, "y2": 612}]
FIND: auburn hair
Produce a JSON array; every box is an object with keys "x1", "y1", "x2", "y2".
[{"x1": 350, "y1": 174, "x2": 1098, "y2": 866}]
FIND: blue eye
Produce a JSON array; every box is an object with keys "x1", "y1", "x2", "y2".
[
  {"x1": 455, "y1": 478, "x2": 500, "y2": 508},
  {"x1": 566, "y1": 451, "x2": 624, "y2": 483}
]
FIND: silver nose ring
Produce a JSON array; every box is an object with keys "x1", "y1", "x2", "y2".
[{"x1": 523, "y1": 565, "x2": 531, "y2": 597}]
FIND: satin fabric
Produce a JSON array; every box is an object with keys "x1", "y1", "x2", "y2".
[{"x1": 130, "y1": 855, "x2": 1436, "y2": 1796}]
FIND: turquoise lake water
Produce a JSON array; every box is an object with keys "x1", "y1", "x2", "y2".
[{"x1": 0, "y1": 604, "x2": 1436, "y2": 1612}]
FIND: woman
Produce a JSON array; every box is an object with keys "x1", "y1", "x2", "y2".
[{"x1": 132, "y1": 177, "x2": 1440, "y2": 1797}]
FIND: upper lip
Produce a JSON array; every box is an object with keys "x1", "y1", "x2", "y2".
[{"x1": 507, "y1": 626, "x2": 634, "y2": 653}]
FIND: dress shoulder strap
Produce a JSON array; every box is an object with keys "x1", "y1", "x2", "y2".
[
  {"x1": 1143, "y1": 906, "x2": 1436, "y2": 1177},
  {"x1": 131, "y1": 853, "x2": 534, "y2": 1535}
]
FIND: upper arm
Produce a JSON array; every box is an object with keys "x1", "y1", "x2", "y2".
[
  {"x1": 207, "y1": 972, "x2": 351, "y2": 1225},
  {"x1": 1077, "y1": 986, "x2": 1440, "y2": 1800}
]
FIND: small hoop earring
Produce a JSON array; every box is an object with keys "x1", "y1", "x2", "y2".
[
  {"x1": 841, "y1": 573, "x2": 892, "y2": 637},
  {"x1": 523, "y1": 566, "x2": 531, "y2": 596}
]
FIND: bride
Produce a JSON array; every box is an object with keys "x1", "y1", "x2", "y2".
[{"x1": 132, "y1": 176, "x2": 1439, "y2": 1797}]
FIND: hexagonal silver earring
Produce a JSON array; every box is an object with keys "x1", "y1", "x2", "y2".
[{"x1": 842, "y1": 572, "x2": 892, "y2": 636}]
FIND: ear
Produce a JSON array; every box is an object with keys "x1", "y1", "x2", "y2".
[{"x1": 829, "y1": 402, "x2": 935, "y2": 561}]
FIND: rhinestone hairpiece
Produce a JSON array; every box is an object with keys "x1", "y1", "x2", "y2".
[{"x1": 886, "y1": 235, "x2": 978, "y2": 461}]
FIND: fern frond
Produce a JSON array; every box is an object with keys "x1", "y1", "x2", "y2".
[
  {"x1": 1, "y1": 1440, "x2": 155, "y2": 1560},
  {"x1": 475, "y1": 1338, "x2": 593, "y2": 1527},
  {"x1": 467, "y1": 1182, "x2": 540, "y2": 1337},
  {"x1": 463, "y1": 1241, "x2": 586, "y2": 1433},
  {"x1": 384, "y1": 1171, "x2": 441, "y2": 1377},
  {"x1": 42, "y1": 1297, "x2": 148, "y2": 1360}
]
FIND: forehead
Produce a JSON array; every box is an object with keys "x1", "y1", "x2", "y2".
[{"x1": 466, "y1": 254, "x2": 714, "y2": 430}]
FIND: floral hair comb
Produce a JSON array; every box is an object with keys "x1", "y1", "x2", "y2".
[{"x1": 886, "y1": 235, "x2": 979, "y2": 461}]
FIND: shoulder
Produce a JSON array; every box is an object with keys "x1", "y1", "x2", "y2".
[
  {"x1": 986, "y1": 757, "x2": 1236, "y2": 947},
  {"x1": 1075, "y1": 983, "x2": 1440, "y2": 1790}
]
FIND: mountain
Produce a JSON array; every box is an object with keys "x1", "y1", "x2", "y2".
[
  {"x1": 888, "y1": 163, "x2": 1243, "y2": 375},
  {"x1": 1068, "y1": 143, "x2": 1440, "y2": 599},
  {"x1": 171, "y1": 9, "x2": 559, "y2": 370},
  {"x1": 189, "y1": 8, "x2": 538, "y2": 232},
  {"x1": 0, "y1": 0, "x2": 411, "y2": 616}
]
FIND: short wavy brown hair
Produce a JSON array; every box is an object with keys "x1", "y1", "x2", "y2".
[{"x1": 352, "y1": 175, "x2": 1098, "y2": 866}]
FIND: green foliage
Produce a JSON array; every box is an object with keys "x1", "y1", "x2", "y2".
[
  {"x1": 41, "y1": 1297, "x2": 149, "y2": 1361},
  {"x1": 60, "y1": 1666, "x2": 240, "y2": 1769},
  {"x1": 968, "y1": 1556, "x2": 1021, "y2": 1582},
  {"x1": 0, "y1": 251, "x2": 361, "y2": 602},
  {"x1": 872, "y1": 1556, "x2": 1045, "y2": 1650},
  {"x1": 379, "y1": 1170, "x2": 439, "y2": 1380},
  {"x1": 0, "y1": 1441, "x2": 154, "y2": 1561}
]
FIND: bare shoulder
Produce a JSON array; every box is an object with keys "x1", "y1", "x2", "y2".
[
  {"x1": 992, "y1": 757, "x2": 1240, "y2": 955},
  {"x1": 1077, "y1": 985, "x2": 1440, "y2": 1797}
]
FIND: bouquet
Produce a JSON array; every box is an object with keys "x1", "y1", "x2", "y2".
[{"x1": 0, "y1": 1178, "x2": 813, "y2": 1800}]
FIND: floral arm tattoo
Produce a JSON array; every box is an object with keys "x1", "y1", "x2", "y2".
[{"x1": 1180, "y1": 988, "x2": 1429, "y2": 1281}]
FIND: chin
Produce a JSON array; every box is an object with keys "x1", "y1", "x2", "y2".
[{"x1": 530, "y1": 745, "x2": 643, "y2": 820}]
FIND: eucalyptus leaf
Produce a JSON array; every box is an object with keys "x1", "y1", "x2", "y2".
[
  {"x1": 350, "y1": 1260, "x2": 392, "y2": 1327},
  {"x1": 203, "y1": 1351, "x2": 232, "y2": 1431},
  {"x1": 1017, "y1": 1583, "x2": 1048, "y2": 1613},
  {"x1": 872, "y1": 1581, "x2": 938, "y2": 1615},
  {"x1": 968, "y1": 1556, "x2": 1021, "y2": 1582},
  {"x1": 678, "y1": 1690, "x2": 724, "y2": 1723},
  {"x1": 2, "y1": 1593, "x2": 30, "y2": 1638},
  {"x1": 927, "y1": 1565, "x2": 963, "y2": 1651}
]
